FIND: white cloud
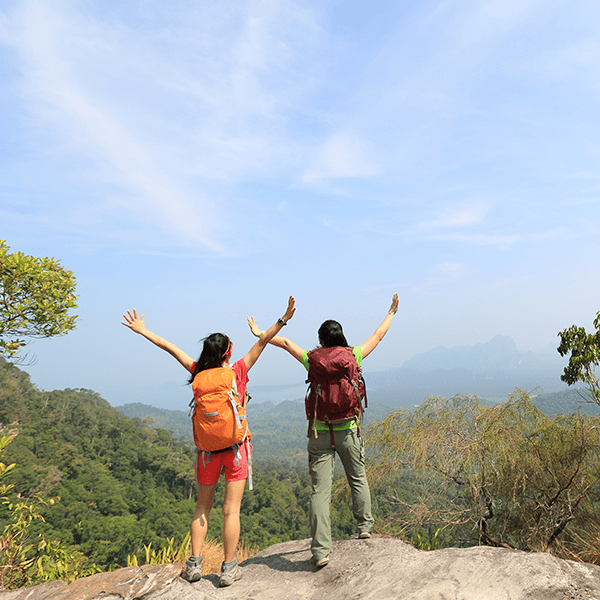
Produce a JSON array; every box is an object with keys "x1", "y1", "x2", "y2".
[
  {"x1": 1, "y1": 0, "x2": 329, "y2": 248},
  {"x1": 416, "y1": 202, "x2": 491, "y2": 232},
  {"x1": 412, "y1": 260, "x2": 469, "y2": 294},
  {"x1": 299, "y1": 0, "x2": 559, "y2": 189},
  {"x1": 4, "y1": 0, "x2": 222, "y2": 247},
  {"x1": 303, "y1": 131, "x2": 379, "y2": 183}
]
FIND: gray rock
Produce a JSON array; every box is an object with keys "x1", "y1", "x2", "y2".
[
  {"x1": 3, "y1": 537, "x2": 600, "y2": 600},
  {"x1": 0, "y1": 563, "x2": 183, "y2": 600}
]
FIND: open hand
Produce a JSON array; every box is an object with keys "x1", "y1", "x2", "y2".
[
  {"x1": 389, "y1": 293, "x2": 399, "y2": 316},
  {"x1": 247, "y1": 315, "x2": 262, "y2": 338},
  {"x1": 121, "y1": 308, "x2": 146, "y2": 334},
  {"x1": 282, "y1": 295, "x2": 296, "y2": 323}
]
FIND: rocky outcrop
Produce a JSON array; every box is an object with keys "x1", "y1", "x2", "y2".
[
  {"x1": 0, "y1": 562, "x2": 183, "y2": 600},
  {"x1": 3, "y1": 537, "x2": 600, "y2": 600}
]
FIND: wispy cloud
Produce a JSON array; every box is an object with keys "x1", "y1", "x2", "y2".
[
  {"x1": 301, "y1": 0, "x2": 555, "y2": 189},
  {"x1": 303, "y1": 131, "x2": 379, "y2": 183},
  {"x1": 1, "y1": 0, "x2": 328, "y2": 249},
  {"x1": 415, "y1": 202, "x2": 491, "y2": 232},
  {"x1": 3, "y1": 0, "x2": 224, "y2": 247},
  {"x1": 412, "y1": 260, "x2": 469, "y2": 294}
]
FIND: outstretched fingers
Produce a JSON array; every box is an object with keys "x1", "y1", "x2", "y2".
[
  {"x1": 283, "y1": 295, "x2": 296, "y2": 321},
  {"x1": 247, "y1": 316, "x2": 261, "y2": 338},
  {"x1": 121, "y1": 308, "x2": 145, "y2": 330}
]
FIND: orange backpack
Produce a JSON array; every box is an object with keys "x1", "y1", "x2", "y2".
[{"x1": 190, "y1": 367, "x2": 251, "y2": 452}]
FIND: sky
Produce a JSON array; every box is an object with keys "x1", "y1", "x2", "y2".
[{"x1": 1, "y1": 0, "x2": 599, "y2": 411}]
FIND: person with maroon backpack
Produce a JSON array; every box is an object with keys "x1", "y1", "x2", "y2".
[
  {"x1": 248, "y1": 293, "x2": 399, "y2": 568},
  {"x1": 122, "y1": 296, "x2": 295, "y2": 586}
]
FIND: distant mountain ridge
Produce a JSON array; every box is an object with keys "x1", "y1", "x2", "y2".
[
  {"x1": 362, "y1": 334, "x2": 569, "y2": 406},
  {"x1": 397, "y1": 335, "x2": 559, "y2": 373},
  {"x1": 242, "y1": 335, "x2": 569, "y2": 407}
]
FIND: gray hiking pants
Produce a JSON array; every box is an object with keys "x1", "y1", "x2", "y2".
[{"x1": 307, "y1": 427, "x2": 374, "y2": 560}]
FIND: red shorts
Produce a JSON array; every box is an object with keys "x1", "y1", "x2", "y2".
[{"x1": 195, "y1": 442, "x2": 251, "y2": 485}]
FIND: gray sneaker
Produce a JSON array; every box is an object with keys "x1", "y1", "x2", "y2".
[
  {"x1": 358, "y1": 532, "x2": 372, "y2": 539},
  {"x1": 182, "y1": 556, "x2": 203, "y2": 582},
  {"x1": 219, "y1": 557, "x2": 243, "y2": 587}
]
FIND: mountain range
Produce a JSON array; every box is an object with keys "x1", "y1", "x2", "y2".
[{"x1": 357, "y1": 334, "x2": 569, "y2": 407}]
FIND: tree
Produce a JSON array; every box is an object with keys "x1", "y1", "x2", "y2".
[
  {"x1": 558, "y1": 312, "x2": 600, "y2": 405},
  {"x1": 0, "y1": 240, "x2": 78, "y2": 362},
  {"x1": 365, "y1": 392, "x2": 600, "y2": 552},
  {"x1": 0, "y1": 426, "x2": 99, "y2": 588}
]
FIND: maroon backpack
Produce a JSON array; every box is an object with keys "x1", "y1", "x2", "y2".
[{"x1": 305, "y1": 346, "x2": 367, "y2": 446}]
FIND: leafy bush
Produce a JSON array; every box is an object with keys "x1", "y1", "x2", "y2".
[
  {"x1": 365, "y1": 391, "x2": 600, "y2": 556},
  {"x1": 0, "y1": 427, "x2": 99, "y2": 589}
]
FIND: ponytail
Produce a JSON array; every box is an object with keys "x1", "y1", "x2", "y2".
[{"x1": 188, "y1": 333, "x2": 230, "y2": 384}]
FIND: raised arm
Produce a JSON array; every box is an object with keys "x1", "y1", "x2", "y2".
[
  {"x1": 359, "y1": 293, "x2": 399, "y2": 359},
  {"x1": 121, "y1": 309, "x2": 194, "y2": 372},
  {"x1": 242, "y1": 296, "x2": 297, "y2": 371},
  {"x1": 247, "y1": 315, "x2": 305, "y2": 363}
]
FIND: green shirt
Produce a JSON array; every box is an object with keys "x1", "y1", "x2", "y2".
[{"x1": 302, "y1": 347, "x2": 363, "y2": 431}]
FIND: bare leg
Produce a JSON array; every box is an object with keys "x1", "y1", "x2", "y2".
[
  {"x1": 191, "y1": 482, "x2": 217, "y2": 557},
  {"x1": 222, "y1": 479, "x2": 247, "y2": 563}
]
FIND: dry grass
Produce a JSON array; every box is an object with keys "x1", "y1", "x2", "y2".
[
  {"x1": 549, "y1": 524, "x2": 600, "y2": 566},
  {"x1": 127, "y1": 533, "x2": 259, "y2": 574},
  {"x1": 199, "y1": 539, "x2": 259, "y2": 575}
]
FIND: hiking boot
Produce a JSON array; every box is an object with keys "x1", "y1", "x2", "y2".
[
  {"x1": 314, "y1": 555, "x2": 329, "y2": 568},
  {"x1": 182, "y1": 556, "x2": 203, "y2": 582},
  {"x1": 219, "y1": 557, "x2": 243, "y2": 587},
  {"x1": 358, "y1": 532, "x2": 372, "y2": 539}
]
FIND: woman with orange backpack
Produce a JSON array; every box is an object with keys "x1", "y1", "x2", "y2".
[
  {"x1": 121, "y1": 296, "x2": 295, "y2": 586},
  {"x1": 247, "y1": 294, "x2": 398, "y2": 568}
]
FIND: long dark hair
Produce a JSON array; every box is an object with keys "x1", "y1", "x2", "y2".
[
  {"x1": 318, "y1": 320, "x2": 349, "y2": 348},
  {"x1": 188, "y1": 333, "x2": 231, "y2": 384}
]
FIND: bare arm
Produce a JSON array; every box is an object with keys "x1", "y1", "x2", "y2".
[
  {"x1": 242, "y1": 296, "x2": 297, "y2": 371},
  {"x1": 121, "y1": 309, "x2": 195, "y2": 372},
  {"x1": 247, "y1": 315, "x2": 306, "y2": 363},
  {"x1": 359, "y1": 293, "x2": 399, "y2": 359}
]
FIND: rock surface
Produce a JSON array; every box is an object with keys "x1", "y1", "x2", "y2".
[{"x1": 3, "y1": 537, "x2": 600, "y2": 600}]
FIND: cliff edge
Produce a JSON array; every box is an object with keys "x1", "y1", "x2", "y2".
[{"x1": 2, "y1": 537, "x2": 600, "y2": 600}]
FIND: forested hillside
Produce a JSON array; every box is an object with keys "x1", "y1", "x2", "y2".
[
  {"x1": 0, "y1": 358, "x2": 197, "y2": 567},
  {"x1": 5, "y1": 350, "x2": 598, "y2": 579},
  {"x1": 0, "y1": 358, "x2": 359, "y2": 570}
]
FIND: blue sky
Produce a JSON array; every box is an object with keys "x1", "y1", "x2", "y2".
[{"x1": 1, "y1": 0, "x2": 599, "y2": 410}]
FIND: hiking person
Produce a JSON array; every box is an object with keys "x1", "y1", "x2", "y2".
[
  {"x1": 121, "y1": 296, "x2": 296, "y2": 586},
  {"x1": 247, "y1": 294, "x2": 398, "y2": 568}
]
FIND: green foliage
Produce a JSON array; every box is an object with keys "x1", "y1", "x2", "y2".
[
  {"x1": 0, "y1": 358, "x2": 197, "y2": 569},
  {"x1": 411, "y1": 527, "x2": 443, "y2": 551},
  {"x1": 240, "y1": 467, "x2": 311, "y2": 547},
  {"x1": 0, "y1": 356, "x2": 412, "y2": 586},
  {"x1": 127, "y1": 532, "x2": 191, "y2": 566},
  {"x1": 0, "y1": 427, "x2": 99, "y2": 589},
  {"x1": 558, "y1": 311, "x2": 600, "y2": 404},
  {"x1": 0, "y1": 240, "x2": 78, "y2": 362},
  {"x1": 0, "y1": 358, "x2": 359, "y2": 576},
  {"x1": 365, "y1": 391, "x2": 600, "y2": 552}
]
